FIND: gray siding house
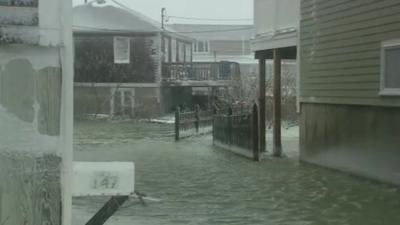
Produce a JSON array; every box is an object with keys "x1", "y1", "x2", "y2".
[
  {"x1": 300, "y1": 0, "x2": 400, "y2": 185},
  {"x1": 73, "y1": 3, "x2": 193, "y2": 118},
  {"x1": 169, "y1": 24, "x2": 255, "y2": 64}
]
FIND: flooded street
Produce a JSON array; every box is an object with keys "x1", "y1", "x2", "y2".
[{"x1": 73, "y1": 121, "x2": 400, "y2": 225}]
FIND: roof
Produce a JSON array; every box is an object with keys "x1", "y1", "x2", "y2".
[
  {"x1": 73, "y1": 3, "x2": 162, "y2": 34},
  {"x1": 168, "y1": 24, "x2": 255, "y2": 41}
]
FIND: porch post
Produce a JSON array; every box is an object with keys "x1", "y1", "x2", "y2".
[
  {"x1": 273, "y1": 48, "x2": 282, "y2": 157},
  {"x1": 259, "y1": 58, "x2": 266, "y2": 152}
]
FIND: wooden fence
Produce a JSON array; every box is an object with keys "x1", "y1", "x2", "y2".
[
  {"x1": 175, "y1": 105, "x2": 213, "y2": 140},
  {"x1": 213, "y1": 104, "x2": 260, "y2": 161}
]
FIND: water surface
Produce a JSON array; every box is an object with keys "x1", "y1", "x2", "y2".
[{"x1": 73, "y1": 120, "x2": 400, "y2": 225}]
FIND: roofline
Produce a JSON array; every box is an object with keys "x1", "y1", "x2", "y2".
[
  {"x1": 73, "y1": 29, "x2": 194, "y2": 43},
  {"x1": 169, "y1": 23, "x2": 254, "y2": 27},
  {"x1": 73, "y1": 30, "x2": 159, "y2": 36}
]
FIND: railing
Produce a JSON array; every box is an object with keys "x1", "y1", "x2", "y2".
[
  {"x1": 162, "y1": 61, "x2": 239, "y2": 82},
  {"x1": 213, "y1": 104, "x2": 260, "y2": 161},
  {"x1": 214, "y1": 104, "x2": 253, "y2": 116},
  {"x1": 175, "y1": 105, "x2": 213, "y2": 140}
]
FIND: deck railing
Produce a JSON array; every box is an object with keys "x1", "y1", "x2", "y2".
[
  {"x1": 213, "y1": 104, "x2": 260, "y2": 161},
  {"x1": 162, "y1": 62, "x2": 239, "y2": 82}
]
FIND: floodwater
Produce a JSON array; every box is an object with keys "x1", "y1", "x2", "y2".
[{"x1": 73, "y1": 120, "x2": 400, "y2": 225}]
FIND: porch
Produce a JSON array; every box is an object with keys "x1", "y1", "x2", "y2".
[{"x1": 161, "y1": 61, "x2": 239, "y2": 87}]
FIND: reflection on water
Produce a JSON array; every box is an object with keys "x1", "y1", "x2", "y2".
[{"x1": 73, "y1": 120, "x2": 400, "y2": 225}]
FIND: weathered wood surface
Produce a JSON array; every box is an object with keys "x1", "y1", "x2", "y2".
[
  {"x1": 0, "y1": 153, "x2": 61, "y2": 225},
  {"x1": 0, "y1": 59, "x2": 35, "y2": 123},
  {"x1": 35, "y1": 67, "x2": 62, "y2": 135},
  {"x1": 0, "y1": 59, "x2": 61, "y2": 136},
  {"x1": 0, "y1": 59, "x2": 62, "y2": 224}
]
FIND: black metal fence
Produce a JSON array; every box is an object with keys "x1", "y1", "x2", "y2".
[
  {"x1": 213, "y1": 104, "x2": 260, "y2": 161},
  {"x1": 175, "y1": 105, "x2": 213, "y2": 140}
]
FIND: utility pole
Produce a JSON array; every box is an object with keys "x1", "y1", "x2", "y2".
[{"x1": 161, "y1": 8, "x2": 166, "y2": 29}]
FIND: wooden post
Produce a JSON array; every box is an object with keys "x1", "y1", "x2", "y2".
[
  {"x1": 227, "y1": 107, "x2": 233, "y2": 145},
  {"x1": 212, "y1": 106, "x2": 216, "y2": 144},
  {"x1": 175, "y1": 106, "x2": 180, "y2": 141},
  {"x1": 110, "y1": 88, "x2": 115, "y2": 118},
  {"x1": 190, "y1": 43, "x2": 194, "y2": 78},
  {"x1": 195, "y1": 104, "x2": 200, "y2": 133},
  {"x1": 252, "y1": 103, "x2": 260, "y2": 161},
  {"x1": 273, "y1": 49, "x2": 282, "y2": 157},
  {"x1": 259, "y1": 58, "x2": 266, "y2": 152},
  {"x1": 85, "y1": 196, "x2": 129, "y2": 225}
]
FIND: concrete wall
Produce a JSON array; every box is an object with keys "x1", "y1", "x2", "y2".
[{"x1": 300, "y1": 103, "x2": 400, "y2": 185}]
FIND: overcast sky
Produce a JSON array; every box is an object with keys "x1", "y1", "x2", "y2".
[{"x1": 72, "y1": 0, "x2": 253, "y2": 25}]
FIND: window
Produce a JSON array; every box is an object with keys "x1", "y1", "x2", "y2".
[
  {"x1": 193, "y1": 40, "x2": 209, "y2": 53},
  {"x1": 380, "y1": 40, "x2": 400, "y2": 95},
  {"x1": 113, "y1": 36, "x2": 130, "y2": 64}
]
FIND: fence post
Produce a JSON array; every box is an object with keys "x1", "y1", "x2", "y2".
[
  {"x1": 252, "y1": 103, "x2": 260, "y2": 161},
  {"x1": 175, "y1": 106, "x2": 180, "y2": 141},
  {"x1": 212, "y1": 106, "x2": 217, "y2": 144},
  {"x1": 228, "y1": 107, "x2": 233, "y2": 145},
  {"x1": 195, "y1": 104, "x2": 200, "y2": 133}
]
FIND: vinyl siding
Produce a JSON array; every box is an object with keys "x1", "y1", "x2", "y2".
[{"x1": 300, "y1": 0, "x2": 400, "y2": 106}]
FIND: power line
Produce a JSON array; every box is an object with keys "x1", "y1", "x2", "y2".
[
  {"x1": 167, "y1": 16, "x2": 253, "y2": 22},
  {"x1": 170, "y1": 27, "x2": 254, "y2": 34},
  {"x1": 73, "y1": 25, "x2": 253, "y2": 35}
]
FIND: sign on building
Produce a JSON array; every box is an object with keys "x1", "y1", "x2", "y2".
[{"x1": 114, "y1": 36, "x2": 130, "y2": 64}]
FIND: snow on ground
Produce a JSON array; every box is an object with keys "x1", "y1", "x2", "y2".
[
  {"x1": 144, "y1": 115, "x2": 175, "y2": 124},
  {"x1": 0, "y1": 104, "x2": 59, "y2": 155},
  {"x1": 267, "y1": 125, "x2": 299, "y2": 139}
]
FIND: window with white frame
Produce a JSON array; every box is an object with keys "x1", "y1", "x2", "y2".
[
  {"x1": 381, "y1": 40, "x2": 400, "y2": 95},
  {"x1": 193, "y1": 40, "x2": 209, "y2": 53}
]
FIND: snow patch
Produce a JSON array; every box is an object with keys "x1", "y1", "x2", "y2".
[{"x1": 144, "y1": 115, "x2": 175, "y2": 124}]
